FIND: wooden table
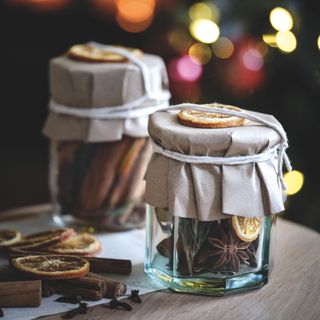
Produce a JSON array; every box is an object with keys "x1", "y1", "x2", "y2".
[
  {"x1": 1, "y1": 207, "x2": 319, "y2": 320},
  {"x1": 29, "y1": 217, "x2": 318, "y2": 320}
]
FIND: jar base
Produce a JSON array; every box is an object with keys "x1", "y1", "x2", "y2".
[{"x1": 145, "y1": 265, "x2": 269, "y2": 296}]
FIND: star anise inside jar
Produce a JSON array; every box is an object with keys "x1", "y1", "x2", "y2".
[{"x1": 208, "y1": 229, "x2": 252, "y2": 272}]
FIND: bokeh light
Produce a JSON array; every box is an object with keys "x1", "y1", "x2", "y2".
[
  {"x1": 284, "y1": 170, "x2": 304, "y2": 196},
  {"x1": 276, "y1": 31, "x2": 297, "y2": 53},
  {"x1": 190, "y1": 19, "x2": 220, "y2": 44},
  {"x1": 7, "y1": 0, "x2": 70, "y2": 11},
  {"x1": 262, "y1": 34, "x2": 277, "y2": 47},
  {"x1": 189, "y1": 2, "x2": 220, "y2": 23},
  {"x1": 168, "y1": 29, "x2": 193, "y2": 52},
  {"x1": 242, "y1": 48, "x2": 264, "y2": 71},
  {"x1": 212, "y1": 37, "x2": 234, "y2": 59},
  {"x1": 188, "y1": 43, "x2": 212, "y2": 64},
  {"x1": 317, "y1": 35, "x2": 320, "y2": 50},
  {"x1": 116, "y1": 0, "x2": 155, "y2": 33},
  {"x1": 169, "y1": 56, "x2": 203, "y2": 82},
  {"x1": 269, "y1": 7, "x2": 293, "y2": 32}
]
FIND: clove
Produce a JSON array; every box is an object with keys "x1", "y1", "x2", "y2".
[
  {"x1": 105, "y1": 299, "x2": 132, "y2": 311},
  {"x1": 61, "y1": 302, "x2": 88, "y2": 319},
  {"x1": 55, "y1": 296, "x2": 82, "y2": 304},
  {"x1": 129, "y1": 290, "x2": 142, "y2": 303}
]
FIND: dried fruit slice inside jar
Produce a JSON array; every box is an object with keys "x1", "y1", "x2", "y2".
[
  {"x1": 177, "y1": 105, "x2": 245, "y2": 128},
  {"x1": 47, "y1": 233, "x2": 101, "y2": 256},
  {"x1": 68, "y1": 44, "x2": 142, "y2": 62},
  {"x1": 232, "y1": 216, "x2": 261, "y2": 242},
  {"x1": 0, "y1": 229, "x2": 21, "y2": 247},
  {"x1": 10, "y1": 255, "x2": 89, "y2": 279}
]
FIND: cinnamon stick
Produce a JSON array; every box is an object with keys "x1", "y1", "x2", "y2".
[
  {"x1": 53, "y1": 282, "x2": 102, "y2": 301},
  {"x1": 76, "y1": 137, "x2": 133, "y2": 214},
  {"x1": 107, "y1": 138, "x2": 146, "y2": 209},
  {"x1": 88, "y1": 257, "x2": 132, "y2": 274},
  {"x1": 87, "y1": 273, "x2": 127, "y2": 299},
  {"x1": 0, "y1": 280, "x2": 41, "y2": 307}
]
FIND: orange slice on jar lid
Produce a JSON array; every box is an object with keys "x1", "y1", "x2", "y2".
[
  {"x1": 0, "y1": 229, "x2": 21, "y2": 247},
  {"x1": 232, "y1": 216, "x2": 261, "y2": 242},
  {"x1": 10, "y1": 255, "x2": 89, "y2": 279},
  {"x1": 68, "y1": 44, "x2": 143, "y2": 62},
  {"x1": 177, "y1": 104, "x2": 245, "y2": 128},
  {"x1": 47, "y1": 233, "x2": 101, "y2": 256}
]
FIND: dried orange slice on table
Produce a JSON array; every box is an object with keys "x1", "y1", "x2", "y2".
[
  {"x1": 0, "y1": 229, "x2": 21, "y2": 247},
  {"x1": 232, "y1": 216, "x2": 261, "y2": 242},
  {"x1": 68, "y1": 44, "x2": 142, "y2": 63},
  {"x1": 178, "y1": 105, "x2": 245, "y2": 128},
  {"x1": 47, "y1": 233, "x2": 101, "y2": 256},
  {"x1": 10, "y1": 255, "x2": 89, "y2": 279},
  {"x1": 10, "y1": 228, "x2": 76, "y2": 251}
]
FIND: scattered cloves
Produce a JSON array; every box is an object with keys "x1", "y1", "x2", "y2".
[
  {"x1": 56, "y1": 296, "x2": 82, "y2": 304},
  {"x1": 129, "y1": 290, "x2": 142, "y2": 303},
  {"x1": 61, "y1": 302, "x2": 88, "y2": 319},
  {"x1": 105, "y1": 299, "x2": 132, "y2": 311}
]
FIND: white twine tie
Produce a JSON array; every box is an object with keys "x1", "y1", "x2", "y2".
[
  {"x1": 49, "y1": 42, "x2": 171, "y2": 119},
  {"x1": 151, "y1": 103, "x2": 292, "y2": 190}
]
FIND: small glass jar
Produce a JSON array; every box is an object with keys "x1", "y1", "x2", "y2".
[
  {"x1": 145, "y1": 206, "x2": 277, "y2": 295},
  {"x1": 144, "y1": 103, "x2": 290, "y2": 295}
]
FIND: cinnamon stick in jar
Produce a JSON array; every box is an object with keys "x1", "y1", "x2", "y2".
[
  {"x1": 75, "y1": 137, "x2": 133, "y2": 215},
  {"x1": 0, "y1": 280, "x2": 41, "y2": 307}
]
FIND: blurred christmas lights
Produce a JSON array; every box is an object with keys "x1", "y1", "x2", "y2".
[
  {"x1": 284, "y1": 170, "x2": 304, "y2": 196},
  {"x1": 188, "y1": 43, "x2": 212, "y2": 65},
  {"x1": 168, "y1": 29, "x2": 193, "y2": 52},
  {"x1": 116, "y1": 0, "x2": 155, "y2": 33},
  {"x1": 262, "y1": 34, "x2": 277, "y2": 47},
  {"x1": 6, "y1": 0, "x2": 70, "y2": 11},
  {"x1": 169, "y1": 56, "x2": 203, "y2": 82},
  {"x1": 276, "y1": 31, "x2": 297, "y2": 53},
  {"x1": 269, "y1": 7, "x2": 293, "y2": 32},
  {"x1": 189, "y1": 2, "x2": 220, "y2": 23},
  {"x1": 242, "y1": 48, "x2": 264, "y2": 71},
  {"x1": 212, "y1": 37, "x2": 234, "y2": 59},
  {"x1": 190, "y1": 19, "x2": 220, "y2": 44}
]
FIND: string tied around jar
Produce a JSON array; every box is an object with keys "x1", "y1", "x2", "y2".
[{"x1": 151, "y1": 103, "x2": 292, "y2": 191}]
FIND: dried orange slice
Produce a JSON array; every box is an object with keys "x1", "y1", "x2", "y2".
[
  {"x1": 10, "y1": 228, "x2": 76, "y2": 250},
  {"x1": 47, "y1": 233, "x2": 101, "y2": 256},
  {"x1": 0, "y1": 229, "x2": 21, "y2": 247},
  {"x1": 178, "y1": 104, "x2": 245, "y2": 128},
  {"x1": 68, "y1": 44, "x2": 142, "y2": 63},
  {"x1": 232, "y1": 216, "x2": 261, "y2": 242},
  {"x1": 11, "y1": 255, "x2": 89, "y2": 279}
]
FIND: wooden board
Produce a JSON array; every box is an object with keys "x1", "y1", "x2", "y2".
[{"x1": 39, "y1": 218, "x2": 320, "y2": 320}]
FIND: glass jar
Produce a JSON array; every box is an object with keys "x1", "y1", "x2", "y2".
[
  {"x1": 43, "y1": 43, "x2": 170, "y2": 230},
  {"x1": 144, "y1": 102, "x2": 290, "y2": 295},
  {"x1": 49, "y1": 137, "x2": 152, "y2": 230},
  {"x1": 145, "y1": 206, "x2": 277, "y2": 295}
]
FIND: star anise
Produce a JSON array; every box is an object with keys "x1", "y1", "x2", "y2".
[{"x1": 208, "y1": 229, "x2": 251, "y2": 272}]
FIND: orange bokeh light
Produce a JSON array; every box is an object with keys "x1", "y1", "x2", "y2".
[
  {"x1": 6, "y1": 0, "x2": 70, "y2": 11},
  {"x1": 116, "y1": 0, "x2": 155, "y2": 32}
]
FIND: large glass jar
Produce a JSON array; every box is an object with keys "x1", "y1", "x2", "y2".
[
  {"x1": 43, "y1": 43, "x2": 170, "y2": 230},
  {"x1": 145, "y1": 206, "x2": 277, "y2": 295},
  {"x1": 144, "y1": 103, "x2": 290, "y2": 295}
]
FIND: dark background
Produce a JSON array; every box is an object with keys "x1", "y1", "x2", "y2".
[{"x1": 0, "y1": 0, "x2": 319, "y2": 231}]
